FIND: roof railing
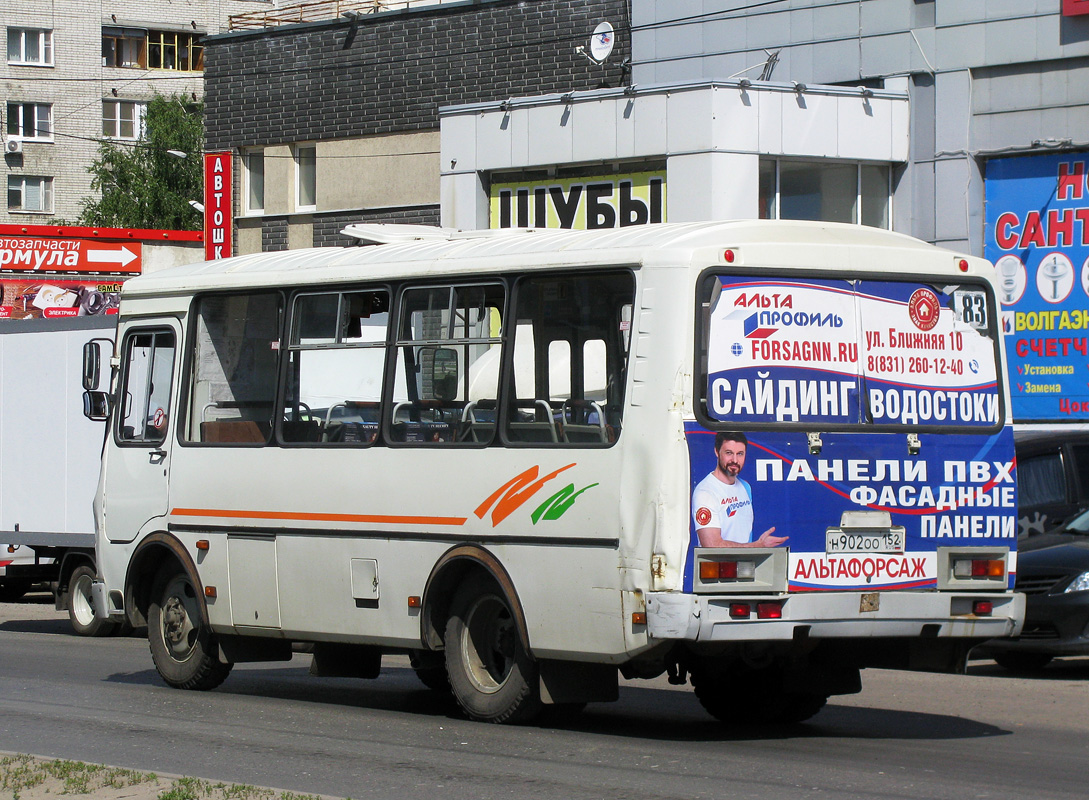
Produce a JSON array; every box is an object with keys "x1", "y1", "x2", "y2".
[{"x1": 229, "y1": 0, "x2": 456, "y2": 31}]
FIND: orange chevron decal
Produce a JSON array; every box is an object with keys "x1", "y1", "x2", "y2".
[{"x1": 474, "y1": 463, "x2": 577, "y2": 527}]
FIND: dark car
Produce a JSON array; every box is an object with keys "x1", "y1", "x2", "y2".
[
  {"x1": 975, "y1": 511, "x2": 1089, "y2": 672},
  {"x1": 1014, "y1": 432, "x2": 1089, "y2": 537}
]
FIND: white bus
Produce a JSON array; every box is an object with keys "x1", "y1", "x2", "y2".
[{"x1": 85, "y1": 221, "x2": 1023, "y2": 724}]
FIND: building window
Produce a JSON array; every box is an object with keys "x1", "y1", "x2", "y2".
[
  {"x1": 102, "y1": 101, "x2": 146, "y2": 140},
  {"x1": 244, "y1": 150, "x2": 265, "y2": 213},
  {"x1": 102, "y1": 28, "x2": 203, "y2": 71},
  {"x1": 101, "y1": 28, "x2": 145, "y2": 68},
  {"x1": 6, "y1": 103, "x2": 52, "y2": 141},
  {"x1": 7, "y1": 28, "x2": 52, "y2": 66},
  {"x1": 295, "y1": 145, "x2": 316, "y2": 211},
  {"x1": 759, "y1": 160, "x2": 892, "y2": 229},
  {"x1": 147, "y1": 30, "x2": 203, "y2": 71},
  {"x1": 7, "y1": 176, "x2": 53, "y2": 213}
]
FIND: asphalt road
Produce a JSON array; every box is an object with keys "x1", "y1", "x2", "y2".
[{"x1": 1, "y1": 596, "x2": 1087, "y2": 800}]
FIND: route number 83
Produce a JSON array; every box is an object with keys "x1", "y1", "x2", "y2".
[{"x1": 954, "y1": 291, "x2": 987, "y2": 329}]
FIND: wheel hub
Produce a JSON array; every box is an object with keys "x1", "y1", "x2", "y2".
[{"x1": 162, "y1": 595, "x2": 191, "y2": 650}]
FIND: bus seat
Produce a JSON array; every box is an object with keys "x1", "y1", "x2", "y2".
[
  {"x1": 200, "y1": 420, "x2": 267, "y2": 443},
  {"x1": 282, "y1": 419, "x2": 323, "y2": 442}
]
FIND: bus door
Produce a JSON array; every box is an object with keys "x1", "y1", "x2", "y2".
[{"x1": 104, "y1": 323, "x2": 179, "y2": 543}]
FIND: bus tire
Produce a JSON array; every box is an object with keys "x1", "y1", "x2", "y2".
[
  {"x1": 691, "y1": 667, "x2": 827, "y2": 725},
  {"x1": 148, "y1": 565, "x2": 232, "y2": 690},
  {"x1": 993, "y1": 652, "x2": 1053, "y2": 673},
  {"x1": 444, "y1": 577, "x2": 541, "y2": 724},
  {"x1": 409, "y1": 650, "x2": 451, "y2": 694},
  {"x1": 67, "y1": 564, "x2": 118, "y2": 637}
]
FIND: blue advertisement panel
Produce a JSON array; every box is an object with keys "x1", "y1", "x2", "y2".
[
  {"x1": 706, "y1": 277, "x2": 1000, "y2": 428},
  {"x1": 985, "y1": 153, "x2": 1089, "y2": 421},
  {"x1": 693, "y1": 274, "x2": 1013, "y2": 592},
  {"x1": 684, "y1": 426, "x2": 1017, "y2": 592}
]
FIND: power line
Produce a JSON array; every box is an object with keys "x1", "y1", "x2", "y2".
[{"x1": 9, "y1": 1, "x2": 793, "y2": 86}]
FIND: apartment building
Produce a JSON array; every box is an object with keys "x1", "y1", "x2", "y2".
[{"x1": 2, "y1": 0, "x2": 271, "y2": 223}]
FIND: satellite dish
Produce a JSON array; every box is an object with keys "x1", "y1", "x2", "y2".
[{"x1": 589, "y1": 21, "x2": 614, "y2": 63}]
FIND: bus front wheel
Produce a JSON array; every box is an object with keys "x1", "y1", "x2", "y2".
[
  {"x1": 148, "y1": 565, "x2": 232, "y2": 690},
  {"x1": 444, "y1": 577, "x2": 541, "y2": 723}
]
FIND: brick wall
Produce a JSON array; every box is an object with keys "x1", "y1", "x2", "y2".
[
  {"x1": 204, "y1": 0, "x2": 630, "y2": 151},
  {"x1": 261, "y1": 217, "x2": 289, "y2": 251},
  {"x1": 313, "y1": 205, "x2": 441, "y2": 248}
]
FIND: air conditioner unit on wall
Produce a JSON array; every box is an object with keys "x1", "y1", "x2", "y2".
[{"x1": 5, "y1": 139, "x2": 22, "y2": 154}]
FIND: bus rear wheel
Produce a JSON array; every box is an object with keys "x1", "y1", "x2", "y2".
[
  {"x1": 148, "y1": 565, "x2": 232, "y2": 690},
  {"x1": 409, "y1": 650, "x2": 451, "y2": 693},
  {"x1": 444, "y1": 577, "x2": 541, "y2": 723},
  {"x1": 691, "y1": 665, "x2": 828, "y2": 725},
  {"x1": 67, "y1": 564, "x2": 118, "y2": 637}
]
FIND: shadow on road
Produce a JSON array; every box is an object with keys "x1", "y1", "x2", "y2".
[
  {"x1": 968, "y1": 658, "x2": 1089, "y2": 681},
  {"x1": 102, "y1": 660, "x2": 1011, "y2": 743},
  {"x1": 0, "y1": 618, "x2": 72, "y2": 635}
]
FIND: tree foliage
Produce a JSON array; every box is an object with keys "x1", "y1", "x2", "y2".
[{"x1": 79, "y1": 95, "x2": 205, "y2": 231}]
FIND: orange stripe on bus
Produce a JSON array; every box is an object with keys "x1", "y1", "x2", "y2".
[{"x1": 170, "y1": 508, "x2": 468, "y2": 526}]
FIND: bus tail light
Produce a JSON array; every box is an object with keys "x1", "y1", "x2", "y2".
[
  {"x1": 937, "y1": 548, "x2": 1010, "y2": 590},
  {"x1": 729, "y1": 603, "x2": 750, "y2": 618},
  {"x1": 698, "y1": 559, "x2": 756, "y2": 581},
  {"x1": 694, "y1": 547, "x2": 788, "y2": 593},
  {"x1": 973, "y1": 600, "x2": 993, "y2": 616},
  {"x1": 756, "y1": 602, "x2": 782, "y2": 619},
  {"x1": 953, "y1": 558, "x2": 1005, "y2": 579}
]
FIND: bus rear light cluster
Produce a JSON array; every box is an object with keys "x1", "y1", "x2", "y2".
[
  {"x1": 728, "y1": 602, "x2": 783, "y2": 620},
  {"x1": 952, "y1": 558, "x2": 1005, "y2": 579},
  {"x1": 699, "y1": 559, "x2": 756, "y2": 581}
]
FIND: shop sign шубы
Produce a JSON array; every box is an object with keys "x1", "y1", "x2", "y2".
[{"x1": 491, "y1": 172, "x2": 665, "y2": 230}]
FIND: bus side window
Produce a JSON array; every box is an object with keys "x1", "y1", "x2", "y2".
[
  {"x1": 388, "y1": 283, "x2": 504, "y2": 445},
  {"x1": 184, "y1": 293, "x2": 281, "y2": 445},
  {"x1": 117, "y1": 329, "x2": 175, "y2": 445},
  {"x1": 282, "y1": 289, "x2": 388, "y2": 446},
  {"x1": 504, "y1": 271, "x2": 634, "y2": 446}
]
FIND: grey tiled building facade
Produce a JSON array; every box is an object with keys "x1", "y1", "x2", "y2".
[{"x1": 632, "y1": 0, "x2": 1089, "y2": 254}]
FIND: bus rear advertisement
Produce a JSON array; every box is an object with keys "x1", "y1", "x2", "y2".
[{"x1": 84, "y1": 221, "x2": 1023, "y2": 725}]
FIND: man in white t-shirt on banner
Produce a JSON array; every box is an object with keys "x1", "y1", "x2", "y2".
[{"x1": 692, "y1": 431, "x2": 788, "y2": 548}]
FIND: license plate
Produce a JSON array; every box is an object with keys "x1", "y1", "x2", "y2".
[{"x1": 825, "y1": 529, "x2": 905, "y2": 555}]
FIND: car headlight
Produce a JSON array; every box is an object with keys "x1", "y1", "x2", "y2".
[{"x1": 1063, "y1": 571, "x2": 1089, "y2": 594}]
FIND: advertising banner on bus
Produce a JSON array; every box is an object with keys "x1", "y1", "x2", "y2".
[
  {"x1": 984, "y1": 152, "x2": 1089, "y2": 421},
  {"x1": 705, "y1": 277, "x2": 1001, "y2": 428},
  {"x1": 691, "y1": 274, "x2": 1013, "y2": 592},
  {"x1": 683, "y1": 425, "x2": 1017, "y2": 592}
]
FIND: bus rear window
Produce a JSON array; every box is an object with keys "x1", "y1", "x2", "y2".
[{"x1": 698, "y1": 275, "x2": 1002, "y2": 430}]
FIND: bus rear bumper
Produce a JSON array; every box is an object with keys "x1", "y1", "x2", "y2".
[{"x1": 645, "y1": 590, "x2": 1025, "y2": 642}]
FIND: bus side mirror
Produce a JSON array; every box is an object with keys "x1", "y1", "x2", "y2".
[
  {"x1": 82, "y1": 338, "x2": 112, "y2": 391},
  {"x1": 83, "y1": 390, "x2": 111, "y2": 421},
  {"x1": 430, "y1": 347, "x2": 459, "y2": 401}
]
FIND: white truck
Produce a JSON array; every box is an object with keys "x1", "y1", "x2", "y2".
[{"x1": 0, "y1": 316, "x2": 116, "y2": 635}]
